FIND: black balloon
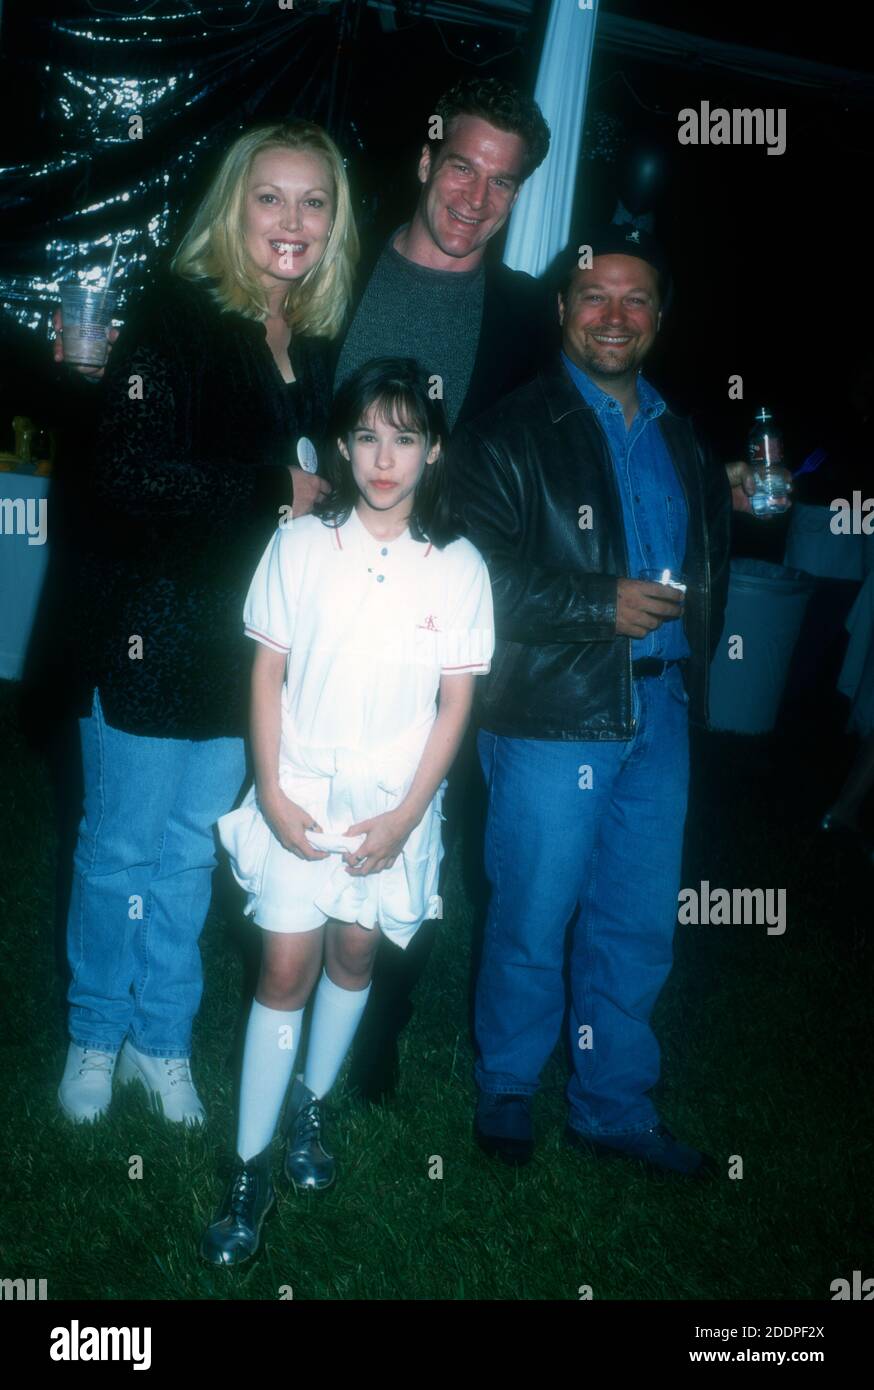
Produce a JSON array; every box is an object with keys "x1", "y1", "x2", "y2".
[{"x1": 618, "y1": 140, "x2": 670, "y2": 216}]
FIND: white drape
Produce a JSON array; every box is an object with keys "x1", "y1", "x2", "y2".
[{"x1": 502, "y1": 0, "x2": 600, "y2": 278}]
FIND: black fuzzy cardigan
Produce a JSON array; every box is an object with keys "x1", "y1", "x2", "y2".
[{"x1": 71, "y1": 270, "x2": 332, "y2": 740}]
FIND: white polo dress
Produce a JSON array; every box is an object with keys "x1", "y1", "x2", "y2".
[{"x1": 218, "y1": 506, "x2": 494, "y2": 946}]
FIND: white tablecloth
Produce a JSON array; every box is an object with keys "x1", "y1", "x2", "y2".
[
  {"x1": 0, "y1": 471, "x2": 51, "y2": 681},
  {"x1": 784, "y1": 501, "x2": 874, "y2": 581},
  {"x1": 838, "y1": 571, "x2": 874, "y2": 737}
]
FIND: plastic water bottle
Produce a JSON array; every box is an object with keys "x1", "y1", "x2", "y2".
[{"x1": 748, "y1": 407, "x2": 789, "y2": 517}]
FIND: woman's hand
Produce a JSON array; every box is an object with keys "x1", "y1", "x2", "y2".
[
  {"x1": 259, "y1": 786, "x2": 330, "y2": 861},
  {"x1": 52, "y1": 309, "x2": 119, "y2": 380},
  {"x1": 342, "y1": 807, "x2": 418, "y2": 876},
  {"x1": 289, "y1": 464, "x2": 330, "y2": 518}
]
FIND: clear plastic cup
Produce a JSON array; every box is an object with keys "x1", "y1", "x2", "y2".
[{"x1": 58, "y1": 284, "x2": 118, "y2": 368}]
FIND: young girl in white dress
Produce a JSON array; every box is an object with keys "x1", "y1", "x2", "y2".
[{"x1": 201, "y1": 357, "x2": 494, "y2": 1266}]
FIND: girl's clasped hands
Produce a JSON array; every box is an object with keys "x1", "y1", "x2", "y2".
[{"x1": 260, "y1": 786, "x2": 415, "y2": 875}]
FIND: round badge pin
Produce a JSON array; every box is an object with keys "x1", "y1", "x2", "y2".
[{"x1": 296, "y1": 436, "x2": 318, "y2": 474}]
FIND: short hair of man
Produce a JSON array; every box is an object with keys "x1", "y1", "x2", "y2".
[{"x1": 432, "y1": 78, "x2": 550, "y2": 183}]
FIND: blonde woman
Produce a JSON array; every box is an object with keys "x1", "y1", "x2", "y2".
[{"x1": 57, "y1": 122, "x2": 358, "y2": 1130}]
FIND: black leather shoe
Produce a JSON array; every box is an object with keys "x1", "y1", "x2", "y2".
[
  {"x1": 284, "y1": 1079, "x2": 335, "y2": 1191},
  {"x1": 475, "y1": 1092, "x2": 534, "y2": 1166},
  {"x1": 199, "y1": 1147, "x2": 275, "y2": 1266},
  {"x1": 565, "y1": 1122, "x2": 716, "y2": 1178}
]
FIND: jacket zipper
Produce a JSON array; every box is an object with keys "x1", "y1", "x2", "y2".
[
  {"x1": 590, "y1": 413, "x2": 635, "y2": 733},
  {"x1": 696, "y1": 438, "x2": 712, "y2": 718},
  {"x1": 672, "y1": 426, "x2": 694, "y2": 659},
  {"x1": 663, "y1": 418, "x2": 710, "y2": 720}
]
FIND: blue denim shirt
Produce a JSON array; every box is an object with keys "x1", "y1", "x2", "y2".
[{"x1": 561, "y1": 352, "x2": 690, "y2": 661}]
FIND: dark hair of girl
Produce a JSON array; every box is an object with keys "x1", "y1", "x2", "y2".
[{"x1": 314, "y1": 357, "x2": 459, "y2": 547}]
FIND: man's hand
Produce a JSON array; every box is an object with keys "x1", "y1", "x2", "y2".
[
  {"x1": 52, "y1": 308, "x2": 119, "y2": 380},
  {"x1": 289, "y1": 464, "x2": 330, "y2": 517},
  {"x1": 725, "y1": 459, "x2": 793, "y2": 515},
  {"x1": 616, "y1": 578, "x2": 684, "y2": 639},
  {"x1": 342, "y1": 807, "x2": 417, "y2": 876},
  {"x1": 258, "y1": 786, "x2": 330, "y2": 861}
]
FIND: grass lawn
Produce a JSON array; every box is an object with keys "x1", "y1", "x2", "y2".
[{"x1": 0, "y1": 681, "x2": 870, "y2": 1301}]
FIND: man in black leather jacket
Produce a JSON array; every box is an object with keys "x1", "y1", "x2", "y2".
[{"x1": 448, "y1": 225, "x2": 732, "y2": 1175}]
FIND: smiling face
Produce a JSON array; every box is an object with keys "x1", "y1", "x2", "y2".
[
  {"x1": 243, "y1": 146, "x2": 335, "y2": 297},
  {"x1": 559, "y1": 254, "x2": 662, "y2": 383},
  {"x1": 339, "y1": 405, "x2": 440, "y2": 530},
  {"x1": 412, "y1": 114, "x2": 525, "y2": 270}
]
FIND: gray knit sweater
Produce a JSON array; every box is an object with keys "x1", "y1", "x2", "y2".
[{"x1": 334, "y1": 228, "x2": 485, "y2": 430}]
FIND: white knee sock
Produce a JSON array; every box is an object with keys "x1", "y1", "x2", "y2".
[
  {"x1": 236, "y1": 999, "x2": 303, "y2": 1162},
  {"x1": 304, "y1": 970, "x2": 371, "y2": 1100}
]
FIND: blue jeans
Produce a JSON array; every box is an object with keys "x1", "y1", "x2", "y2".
[
  {"x1": 475, "y1": 664, "x2": 690, "y2": 1135},
  {"x1": 66, "y1": 691, "x2": 246, "y2": 1057}
]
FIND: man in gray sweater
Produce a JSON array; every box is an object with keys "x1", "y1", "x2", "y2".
[
  {"x1": 335, "y1": 77, "x2": 554, "y2": 432},
  {"x1": 339, "y1": 78, "x2": 555, "y2": 1101}
]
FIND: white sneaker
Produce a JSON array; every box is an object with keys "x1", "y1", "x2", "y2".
[
  {"x1": 58, "y1": 1043, "x2": 118, "y2": 1123},
  {"x1": 116, "y1": 1039, "x2": 206, "y2": 1127}
]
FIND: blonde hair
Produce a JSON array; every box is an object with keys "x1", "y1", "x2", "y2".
[{"x1": 172, "y1": 121, "x2": 358, "y2": 339}]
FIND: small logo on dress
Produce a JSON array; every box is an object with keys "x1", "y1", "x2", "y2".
[
  {"x1": 626, "y1": 228, "x2": 641, "y2": 243},
  {"x1": 417, "y1": 614, "x2": 440, "y2": 631}
]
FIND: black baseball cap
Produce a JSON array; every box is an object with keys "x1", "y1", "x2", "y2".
[{"x1": 552, "y1": 224, "x2": 673, "y2": 311}]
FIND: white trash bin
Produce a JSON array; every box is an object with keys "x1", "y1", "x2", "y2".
[{"x1": 708, "y1": 558, "x2": 816, "y2": 734}]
